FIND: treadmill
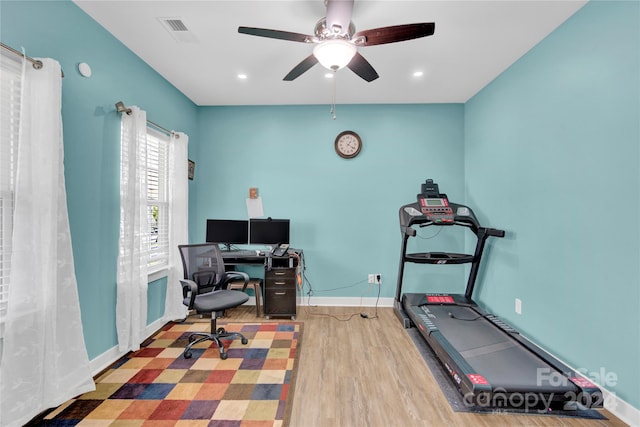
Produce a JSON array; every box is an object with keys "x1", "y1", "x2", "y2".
[{"x1": 394, "y1": 179, "x2": 602, "y2": 411}]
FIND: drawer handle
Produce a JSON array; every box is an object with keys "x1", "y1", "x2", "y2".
[
  {"x1": 274, "y1": 292, "x2": 286, "y2": 296},
  {"x1": 274, "y1": 271, "x2": 286, "y2": 276},
  {"x1": 274, "y1": 281, "x2": 286, "y2": 285}
]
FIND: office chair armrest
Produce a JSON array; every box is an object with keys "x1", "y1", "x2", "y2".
[
  {"x1": 224, "y1": 271, "x2": 250, "y2": 292},
  {"x1": 180, "y1": 279, "x2": 199, "y2": 309}
]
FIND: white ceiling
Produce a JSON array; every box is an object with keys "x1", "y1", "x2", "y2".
[{"x1": 73, "y1": 0, "x2": 586, "y2": 106}]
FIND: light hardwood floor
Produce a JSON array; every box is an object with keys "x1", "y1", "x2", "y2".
[{"x1": 228, "y1": 305, "x2": 628, "y2": 427}]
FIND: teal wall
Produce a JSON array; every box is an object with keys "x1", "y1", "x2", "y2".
[
  {"x1": 465, "y1": 1, "x2": 639, "y2": 409},
  {"x1": 1, "y1": 0, "x2": 199, "y2": 359},
  {"x1": 3, "y1": 0, "x2": 639, "y2": 413},
  {"x1": 193, "y1": 105, "x2": 465, "y2": 297}
]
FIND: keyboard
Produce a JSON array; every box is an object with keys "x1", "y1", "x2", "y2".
[{"x1": 223, "y1": 250, "x2": 261, "y2": 257}]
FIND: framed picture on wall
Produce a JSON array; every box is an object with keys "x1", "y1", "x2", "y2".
[{"x1": 188, "y1": 159, "x2": 195, "y2": 180}]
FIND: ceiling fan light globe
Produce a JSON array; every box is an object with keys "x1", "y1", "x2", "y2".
[{"x1": 313, "y1": 39, "x2": 357, "y2": 71}]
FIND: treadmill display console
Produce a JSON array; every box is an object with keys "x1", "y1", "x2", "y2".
[
  {"x1": 426, "y1": 294, "x2": 455, "y2": 304},
  {"x1": 418, "y1": 196, "x2": 454, "y2": 223}
]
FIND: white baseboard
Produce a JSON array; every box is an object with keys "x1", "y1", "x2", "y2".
[
  {"x1": 89, "y1": 317, "x2": 166, "y2": 376},
  {"x1": 298, "y1": 296, "x2": 394, "y2": 307},
  {"x1": 603, "y1": 388, "x2": 640, "y2": 427}
]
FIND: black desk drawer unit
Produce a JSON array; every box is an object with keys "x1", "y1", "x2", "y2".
[{"x1": 264, "y1": 267, "x2": 296, "y2": 320}]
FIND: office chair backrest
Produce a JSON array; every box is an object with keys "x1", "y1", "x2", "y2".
[{"x1": 178, "y1": 243, "x2": 226, "y2": 291}]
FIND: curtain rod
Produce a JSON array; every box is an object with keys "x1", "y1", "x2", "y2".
[
  {"x1": 115, "y1": 101, "x2": 178, "y2": 138},
  {"x1": 0, "y1": 41, "x2": 64, "y2": 77},
  {"x1": 1, "y1": 42, "x2": 42, "y2": 69}
]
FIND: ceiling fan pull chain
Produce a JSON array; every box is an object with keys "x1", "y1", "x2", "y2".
[{"x1": 330, "y1": 70, "x2": 337, "y2": 119}]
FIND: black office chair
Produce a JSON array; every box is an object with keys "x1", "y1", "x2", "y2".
[{"x1": 178, "y1": 243, "x2": 250, "y2": 359}]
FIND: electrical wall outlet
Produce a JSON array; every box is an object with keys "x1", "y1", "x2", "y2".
[
  {"x1": 368, "y1": 274, "x2": 382, "y2": 284},
  {"x1": 515, "y1": 298, "x2": 522, "y2": 315}
]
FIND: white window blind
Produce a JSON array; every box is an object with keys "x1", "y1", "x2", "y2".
[
  {"x1": 0, "y1": 51, "x2": 22, "y2": 322},
  {"x1": 146, "y1": 128, "x2": 170, "y2": 272}
]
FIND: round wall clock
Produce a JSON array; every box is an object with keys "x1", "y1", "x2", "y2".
[{"x1": 334, "y1": 130, "x2": 362, "y2": 159}]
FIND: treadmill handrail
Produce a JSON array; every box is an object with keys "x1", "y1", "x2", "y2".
[{"x1": 396, "y1": 198, "x2": 506, "y2": 305}]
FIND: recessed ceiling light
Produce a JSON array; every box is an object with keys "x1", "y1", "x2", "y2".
[
  {"x1": 237, "y1": 73, "x2": 248, "y2": 79},
  {"x1": 413, "y1": 71, "x2": 424, "y2": 77}
]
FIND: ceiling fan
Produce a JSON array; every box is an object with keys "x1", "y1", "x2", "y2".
[{"x1": 238, "y1": 0, "x2": 435, "y2": 82}]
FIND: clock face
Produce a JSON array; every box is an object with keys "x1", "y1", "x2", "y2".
[{"x1": 335, "y1": 131, "x2": 362, "y2": 159}]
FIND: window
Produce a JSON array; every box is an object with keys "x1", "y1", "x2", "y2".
[
  {"x1": 146, "y1": 128, "x2": 170, "y2": 272},
  {"x1": 0, "y1": 51, "x2": 21, "y2": 322}
]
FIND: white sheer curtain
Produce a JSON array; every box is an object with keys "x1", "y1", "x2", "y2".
[
  {"x1": 116, "y1": 106, "x2": 148, "y2": 352},
  {"x1": 164, "y1": 132, "x2": 189, "y2": 321},
  {"x1": 0, "y1": 58, "x2": 94, "y2": 427}
]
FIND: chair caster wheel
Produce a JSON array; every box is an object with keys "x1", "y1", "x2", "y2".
[
  {"x1": 183, "y1": 350, "x2": 192, "y2": 359},
  {"x1": 188, "y1": 335, "x2": 197, "y2": 343},
  {"x1": 217, "y1": 327, "x2": 226, "y2": 335},
  {"x1": 220, "y1": 352, "x2": 228, "y2": 360},
  {"x1": 241, "y1": 337, "x2": 248, "y2": 345}
]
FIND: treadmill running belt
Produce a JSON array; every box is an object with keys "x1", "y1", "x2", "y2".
[
  {"x1": 459, "y1": 340, "x2": 518, "y2": 359},
  {"x1": 422, "y1": 305, "x2": 578, "y2": 394}
]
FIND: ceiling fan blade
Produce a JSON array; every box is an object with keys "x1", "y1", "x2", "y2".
[
  {"x1": 353, "y1": 23, "x2": 435, "y2": 46},
  {"x1": 325, "y1": 0, "x2": 354, "y2": 36},
  {"x1": 238, "y1": 26, "x2": 315, "y2": 43},
  {"x1": 347, "y1": 52, "x2": 379, "y2": 82},
  {"x1": 283, "y1": 55, "x2": 319, "y2": 81}
]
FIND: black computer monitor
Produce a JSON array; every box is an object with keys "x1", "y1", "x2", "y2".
[
  {"x1": 249, "y1": 218, "x2": 290, "y2": 245},
  {"x1": 206, "y1": 219, "x2": 249, "y2": 248}
]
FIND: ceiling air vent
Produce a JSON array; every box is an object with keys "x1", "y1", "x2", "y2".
[
  {"x1": 165, "y1": 19, "x2": 188, "y2": 32},
  {"x1": 158, "y1": 17, "x2": 198, "y2": 43}
]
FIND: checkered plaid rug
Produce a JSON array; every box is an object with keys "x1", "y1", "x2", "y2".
[{"x1": 42, "y1": 321, "x2": 302, "y2": 426}]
